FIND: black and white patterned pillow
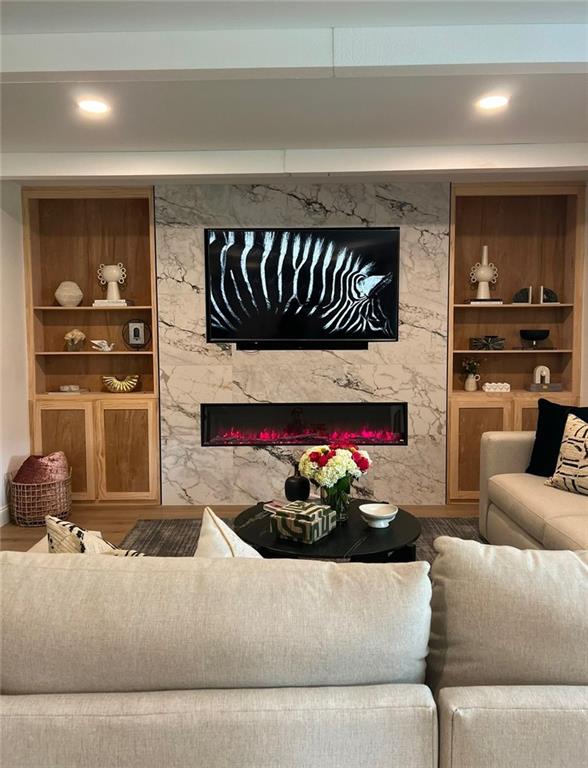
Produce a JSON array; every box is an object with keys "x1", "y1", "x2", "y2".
[
  {"x1": 45, "y1": 516, "x2": 144, "y2": 556},
  {"x1": 546, "y1": 414, "x2": 588, "y2": 496}
]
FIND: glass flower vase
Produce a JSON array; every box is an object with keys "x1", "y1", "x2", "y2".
[{"x1": 321, "y1": 477, "x2": 352, "y2": 524}]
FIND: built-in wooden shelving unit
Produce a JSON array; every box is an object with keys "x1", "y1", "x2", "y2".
[
  {"x1": 447, "y1": 182, "x2": 585, "y2": 503},
  {"x1": 22, "y1": 188, "x2": 160, "y2": 503}
]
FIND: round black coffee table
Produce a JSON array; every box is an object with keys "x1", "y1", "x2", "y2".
[{"x1": 233, "y1": 499, "x2": 421, "y2": 563}]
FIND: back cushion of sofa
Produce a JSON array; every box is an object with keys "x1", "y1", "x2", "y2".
[
  {"x1": 427, "y1": 537, "x2": 588, "y2": 692},
  {"x1": 1, "y1": 552, "x2": 431, "y2": 695}
]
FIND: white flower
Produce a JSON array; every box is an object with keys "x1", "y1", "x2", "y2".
[{"x1": 298, "y1": 445, "x2": 371, "y2": 488}]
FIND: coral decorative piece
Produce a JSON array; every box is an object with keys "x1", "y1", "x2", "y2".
[
  {"x1": 102, "y1": 375, "x2": 139, "y2": 393},
  {"x1": 64, "y1": 328, "x2": 86, "y2": 351},
  {"x1": 470, "y1": 245, "x2": 498, "y2": 300}
]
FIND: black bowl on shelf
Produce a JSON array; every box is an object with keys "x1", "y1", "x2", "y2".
[{"x1": 520, "y1": 329, "x2": 550, "y2": 349}]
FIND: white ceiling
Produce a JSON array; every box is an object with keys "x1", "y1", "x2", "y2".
[
  {"x1": 3, "y1": 1, "x2": 587, "y2": 35},
  {"x1": 2, "y1": 73, "x2": 587, "y2": 152}
]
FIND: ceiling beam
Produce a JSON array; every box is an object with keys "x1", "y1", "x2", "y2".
[
  {"x1": 2, "y1": 144, "x2": 586, "y2": 181},
  {"x1": 2, "y1": 24, "x2": 586, "y2": 82}
]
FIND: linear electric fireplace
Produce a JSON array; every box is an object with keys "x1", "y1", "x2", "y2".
[{"x1": 201, "y1": 402, "x2": 408, "y2": 447}]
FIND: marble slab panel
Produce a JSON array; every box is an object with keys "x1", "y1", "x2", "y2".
[{"x1": 155, "y1": 182, "x2": 450, "y2": 506}]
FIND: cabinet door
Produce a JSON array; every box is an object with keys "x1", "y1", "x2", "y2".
[
  {"x1": 33, "y1": 401, "x2": 96, "y2": 500},
  {"x1": 513, "y1": 395, "x2": 578, "y2": 432},
  {"x1": 95, "y1": 399, "x2": 159, "y2": 501},
  {"x1": 448, "y1": 398, "x2": 513, "y2": 502}
]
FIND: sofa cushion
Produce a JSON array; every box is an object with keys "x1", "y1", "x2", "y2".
[
  {"x1": 543, "y1": 514, "x2": 588, "y2": 550},
  {"x1": 439, "y1": 686, "x2": 588, "y2": 768},
  {"x1": 1, "y1": 551, "x2": 431, "y2": 695},
  {"x1": 45, "y1": 516, "x2": 143, "y2": 557},
  {"x1": 526, "y1": 398, "x2": 588, "y2": 477},
  {"x1": 0, "y1": 685, "x2": 437, "y2": 768},
  {"x1": 488, "y1": 472, "x2": 588, "y2": 543},
  {"x1": 547, "y1": 413, "x2": 588, "y2": 496},
  {"x1": 194, "y1": 507, "x2": 261, "y2": 558},
  {"x1": 427, "y1": 537, "x2": 588, "y2": 693}
]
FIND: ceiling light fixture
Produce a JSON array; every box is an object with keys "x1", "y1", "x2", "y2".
[
  {"x1": 476, "y1": 95, "x2": 509, "y2": 111},
  {"x1": 78, "y1": 99, "x2": 110, "y2": 114}
]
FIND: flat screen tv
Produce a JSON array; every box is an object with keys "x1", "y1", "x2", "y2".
[{"x1": 204, "y1": 227, "x2": 399, "y2": 345}]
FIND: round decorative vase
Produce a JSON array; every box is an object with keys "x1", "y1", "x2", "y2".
[
  {"x1": 54, "y1": 281, "x2": 83, "y2": 307},
  {"x1": 321, "y1": 477, "x2": 352, "y2": 524},
  {"x1": 284, "y1": 467, "x2": 310, "y2": 502},
  {"x1": 464, "y1": 373, "x2": 480, "y2": 392}
]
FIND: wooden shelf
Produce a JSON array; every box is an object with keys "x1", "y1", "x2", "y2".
[
  {"x1": 34, "y1": 306, "x2": 153, "y2": 311},
  {"x1": 35, "y1": 351, "x2": 154, "y2": 356},
  {"x1": 453, "y1": 349, "x2": 573, "y2": 354},
  {"x1": 454, "y1": 303, "x2": 573, "y2": 309},
  {"x1": 451, "y1": 389, "x2": 574, "y2": 398},
  {"x1": 37, "y1": 392, "x2": 158, "y2": 401},
  {"x1": 447, "y1": 182, "x2": 585, "y2": 504}
]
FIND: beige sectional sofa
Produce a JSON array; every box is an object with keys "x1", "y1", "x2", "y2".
[
  {"x1": 480, "y1": 431, "x2": 588, "y2": 549},
  {"x1": 2, "y1": 538, "x2": 587, "y2": 768}
]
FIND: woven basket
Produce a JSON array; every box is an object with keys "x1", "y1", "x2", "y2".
[{"x1": 9, "y1": 470, "x2": 72, "y2": 527}]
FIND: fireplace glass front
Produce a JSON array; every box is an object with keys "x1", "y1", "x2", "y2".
[{"x1": 201, "y1": 402, "x2": 408, "y2": 447}]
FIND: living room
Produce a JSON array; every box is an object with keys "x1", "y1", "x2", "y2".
[{"x1": 1, "y1": 2, "x2": 587, "y2": 767}]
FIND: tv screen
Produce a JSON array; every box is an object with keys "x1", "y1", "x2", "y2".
[{"x1": 205, "y1": 227, "x2": 399, "y2": 344}]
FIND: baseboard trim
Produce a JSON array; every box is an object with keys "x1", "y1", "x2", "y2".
[{"x1": 0, "y1": 504, "x2": 9, "y2": 527}]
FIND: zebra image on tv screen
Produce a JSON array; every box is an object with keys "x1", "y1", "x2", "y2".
[{"x1": 205, "y1": 227, "x2": 399, "y2": 341}]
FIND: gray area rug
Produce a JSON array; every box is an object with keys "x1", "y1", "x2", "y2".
[{"x1": 121, "y1": 516, "x2": 482, "y2": 564}]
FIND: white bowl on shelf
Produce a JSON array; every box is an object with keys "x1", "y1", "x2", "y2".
[{"x1": 359, "y1": 503, "x2": 398, "y2": 528}]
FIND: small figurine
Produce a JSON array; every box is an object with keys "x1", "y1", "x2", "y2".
[{"x1": 90, "y1": 339, "x2": 115, "y2": 352}]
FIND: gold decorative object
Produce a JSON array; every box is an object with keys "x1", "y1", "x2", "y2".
[{"x1": 102, "y1": 375, "x2": 139, "y2": 393}]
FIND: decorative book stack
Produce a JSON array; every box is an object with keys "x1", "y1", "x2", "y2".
[{"x1": 264, "y1": 499, "x2": 336, "y2": 544}]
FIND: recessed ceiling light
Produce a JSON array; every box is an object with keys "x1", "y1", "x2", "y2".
[
  {"x1": 77, "y1": 99, "x2": 110, "y2": 114},
  {"x1": 476, "y1": 95, "x2": 509, "y2": 111}
]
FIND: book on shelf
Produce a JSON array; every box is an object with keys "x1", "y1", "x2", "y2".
[{"x1": 92, "y1": 299, "x2": 129, "y2": 307}]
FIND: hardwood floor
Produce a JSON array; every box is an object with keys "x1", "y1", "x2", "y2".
[{"x1": 0, "y1": 502, "x2": 478, "y2": 552}]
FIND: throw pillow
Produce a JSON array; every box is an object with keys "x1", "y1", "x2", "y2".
[
  {"x1": 526, "y1": 398, "x2": 588, "y2": 477},
  {"x1": 14, "y1": 452, "x2": 69, "y2": 484},
  {"x1": 546, "y1": 413, "x2": 588, "y2": 495},
  {"x1": 45, "y1": 516, "x2": 144, "y2": 556},
  {"x1": 194, "y1": 507, "x2": 262, "y2": 558}
]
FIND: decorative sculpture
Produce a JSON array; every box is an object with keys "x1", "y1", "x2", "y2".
[
  {"x1": 470, "y1": 245, "x2": 498, "y2": 301},
  {"x1": 528, "y1": 364, "x2": 562, "y2": 392},
  {"x1": 97, "y1": 263, "x2": 127, "y2": 303},
  {"x1": 102, "y1": 375, "x2": 140, "y2": 393}
]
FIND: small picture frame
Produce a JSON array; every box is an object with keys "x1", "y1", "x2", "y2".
[{"x1": 122, "y1": 320, "x2": 152, "y2": 350}]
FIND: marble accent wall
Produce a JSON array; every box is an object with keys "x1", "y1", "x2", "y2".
[{"x1": 155, "y1": 183, "x2": 449, "y2": 505}]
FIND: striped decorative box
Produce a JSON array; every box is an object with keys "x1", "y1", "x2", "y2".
[{"x1": 265, "y1": 500, "x2": 337, "y2": 544}]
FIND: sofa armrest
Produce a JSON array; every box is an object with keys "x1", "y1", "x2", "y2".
[
  {"x1": 479, "y1": 431, "x2": 535, "y2": 538},
  {"x1": 439, "y1": 686, "x2": 588, "y2": 768}
]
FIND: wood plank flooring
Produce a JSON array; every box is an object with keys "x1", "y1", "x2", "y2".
[{"x1": 1, "y1": 502, "x2": 478, "y2": 552}]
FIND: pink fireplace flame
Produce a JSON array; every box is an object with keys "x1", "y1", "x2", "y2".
[{"x1": 212, "y1": 426, "x2": 404, "y2": 446}]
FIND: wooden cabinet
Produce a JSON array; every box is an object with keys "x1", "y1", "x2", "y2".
[
  {"x1": 34, "y1": 401, "x2": 96, "y2": 500},
  {"x1": 448, "y1": 397, "x2": 512, "y2": 501},
  {"x1": 23, "y1": 187, "x2": 160, "y2": 504},
  {"x1": 95, "y1": 399, "x2": 159, "y2": 500},
  {"x1": 447, "y1": 182, "x2": 585, "y2": 503},
  {"x1": 512, "y1": 393, "x2": 578, "y2": 432},
  {"x1": 34, "y1": 397, "x2": 159, "y2": 502}
]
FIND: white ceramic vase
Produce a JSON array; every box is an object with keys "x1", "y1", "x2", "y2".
[
  {"x1": 464, "y1": 373, "x2": 480, "y2": 392},
  {"x1": 54, "y1": 281, "x2": 83, "y2": 307}
]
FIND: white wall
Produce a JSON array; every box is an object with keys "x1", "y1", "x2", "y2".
[
  {"x1": 0, "y1": 182, "x2": 29, "y2": 524},
  {"x1": 582, "y1": 192, "x2": 588, "y2": 404}
]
